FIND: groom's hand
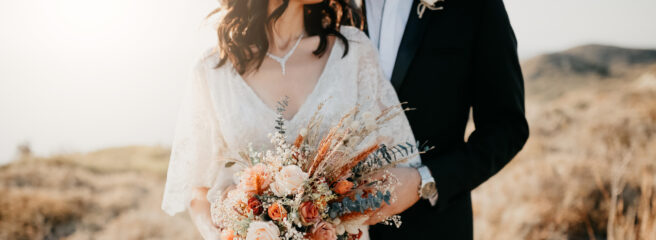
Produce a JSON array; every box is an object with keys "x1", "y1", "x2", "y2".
[{"x1": 364, "y1": 167, "x2": 421, "y2": 225}]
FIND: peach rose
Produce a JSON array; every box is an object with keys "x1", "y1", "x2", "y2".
[
  {"x1": 245, "y1": 221, "x2": 279, "y2": 240},
  {"x1": 310, "y1": 221, "x2": 337, "y2": 240},
  {"x1": 267, "y1": 202, "x2": 287, "y2": 221},
  {"x1": 299, "y1": 201, "x2": 320, "y2": 225},
  {"x1": 333, "y1": 180, "x2": 354, "y2": 195},
  {"x1": 239, "y1": 164, "x2": 272, "y2": 195},
  {"x1": 270, "y1": 165, "x2": 309, "y2": 197},
  {"x1": 220, "y1": 229, "x2": 235, "y2": 240}
]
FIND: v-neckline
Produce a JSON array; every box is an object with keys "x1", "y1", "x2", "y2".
[{"x1": 230, "y1": 38, "x2": 339, "y2": 123}]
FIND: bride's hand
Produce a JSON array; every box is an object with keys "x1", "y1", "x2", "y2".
[
  {"x1": 189, "y1": 187, "x2": 221, "y2": 239},
  {"x1": 220, "y1": 185, "x2": 236, "y2": 201},
  {"x1": 364, "y1": 167, "x2": 421, "y2": 225}
]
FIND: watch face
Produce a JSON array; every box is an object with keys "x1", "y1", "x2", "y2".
[{"x1": 421, "y1": 182, "x2": 437, "y2": 197}]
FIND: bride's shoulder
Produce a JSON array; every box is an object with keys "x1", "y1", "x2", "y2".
[
  {"x1": 196, "y1": 47, "x2": 222, "y2": 70},
  {"x1": 339, "y1": 26, "x2": 370, "y2": 44},
  {"x1": 191, "y1": 47, "x2": 233, "y2": 86},
  {"x1": 339, "y1": 26, "x2": 377, "y2": 59},
  {"x1": 191, "y1": 47, "x2": 229, "y2": 75}
]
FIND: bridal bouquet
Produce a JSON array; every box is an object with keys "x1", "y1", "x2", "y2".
[{"x1": 211, "y1": 101, "x2": 423, "y2": 240}]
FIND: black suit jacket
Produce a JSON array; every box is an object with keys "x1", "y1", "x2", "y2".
[{"x1": 366, "y1": 0, "x2": 530, "y2": 239}]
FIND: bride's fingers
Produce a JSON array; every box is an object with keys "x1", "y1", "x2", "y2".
[
  {"x1": 364, "y1": 207, "x2": 389, "y2": 225},
  {"x1": 365, "y1": 211, "x2": 384, "y2": 225}
]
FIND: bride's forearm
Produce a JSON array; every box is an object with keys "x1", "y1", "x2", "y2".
[
  {"x1": 365, "y1": 167, "x2": 421, "y2": 225},
  {"x1": 189, "y1": 187, "x2": 220, "y2": 240}
]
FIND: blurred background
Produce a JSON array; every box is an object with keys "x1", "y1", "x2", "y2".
[{"x1": 1, "y1": 0, "x2": 655, "y2": 239}]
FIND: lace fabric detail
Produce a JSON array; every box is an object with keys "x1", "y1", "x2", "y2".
[
  {"x1": 161, "y1": 54, "x2": 227, "y2": 216},
  {"x1": 161, "y1": 26, "x2": 420, "y2": 217},
  {"x1": 349, "y1": 28, "x2": 422, "y2": 168}
]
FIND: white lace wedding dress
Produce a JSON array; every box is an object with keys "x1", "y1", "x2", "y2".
[{"x1": 161, "y1": 26, "x2": 420, "y2": 239}]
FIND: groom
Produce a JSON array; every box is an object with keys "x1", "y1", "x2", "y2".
[{"x1": 361, "y1": 0, "x2": 529, "y2": 239}]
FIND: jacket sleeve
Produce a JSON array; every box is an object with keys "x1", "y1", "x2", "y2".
[{"x1": 425, "y1": 0, "x2": 529, "y2": 211}]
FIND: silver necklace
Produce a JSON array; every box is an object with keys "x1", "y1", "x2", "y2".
[{"x1": 266, "y1": 34, "x2": 304, "y2": 75}]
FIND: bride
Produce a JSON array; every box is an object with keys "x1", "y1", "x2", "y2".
[{"x1": 162, "y1": 0, "x2": 425, "y2": 239}]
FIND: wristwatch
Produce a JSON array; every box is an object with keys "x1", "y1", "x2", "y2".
[{"x1": 417, "y1": 165, "x2": 438, "y2": 206}]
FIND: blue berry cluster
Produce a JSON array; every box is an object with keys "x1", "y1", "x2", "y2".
[{"x1": 328, "y1": 190, "x2": 392, "y2": 219}]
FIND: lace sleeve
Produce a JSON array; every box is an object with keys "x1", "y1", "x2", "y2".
[
  {"x1": 351, "y1": 29, "x2": 422, "y2": 167},
  {"x1": 161, "y1": 56, "x2": 228, "y2": 216}
]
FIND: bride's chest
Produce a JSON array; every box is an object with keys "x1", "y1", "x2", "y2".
[{"x1": 206, "y1": 65, "x2": 359, "y2": 153}]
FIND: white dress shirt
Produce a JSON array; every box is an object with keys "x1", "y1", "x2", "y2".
[{"x1": 364, "y1": 0, "x2": 414, "y2": 80}]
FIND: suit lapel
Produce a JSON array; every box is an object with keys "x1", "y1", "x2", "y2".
[{"x1": 390, "y1": 1, "x2": 433, "y2": 91}]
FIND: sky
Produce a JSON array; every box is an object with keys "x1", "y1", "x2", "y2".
[{"x1": 1, "y1": 0, "x2": 656, "y2": 164}]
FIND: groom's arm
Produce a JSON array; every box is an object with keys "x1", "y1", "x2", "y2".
[{"x1": 424, "y1": 0, "x2": 529, "y2": 211}]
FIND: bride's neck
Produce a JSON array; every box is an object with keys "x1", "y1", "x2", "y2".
[{"x1": 268, "y1": 0, "x2": 306, "y2": 51}]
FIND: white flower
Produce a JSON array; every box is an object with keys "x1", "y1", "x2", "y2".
[
  {"x1": 335, "y1": 224, "x2": 345, "y2": 235},
  {"x1": 335, "y1": 216, "x2": 368, "y2": 235},
  {"x1": 346, "y1": 135, "x2": 362, "y2": 148},
  {"x1": 361, "y1": 111, "x2": 374, "y2": 121},
  {"x1": 360, "y1": 111, "x2": 378, "y2": 131},
  {"x1": 270, "y1": 165, "x2": 309, "y2": 196},
  {"x1": 421, "y1": 0, "x2": 440, "y2": 6},
  {"x1": 343, "y1": 117, "x2": 353, "y2": 130},
  {"x1": 350, "y1": 120, "x2": 361, "y2": 130},
  {"x1": 418, "y1": 0, "x2": 445, "y2": 19},
  {"x1": 246, "y1": 221, "x2": 280, "y2": 240},
  {"x1": 299, "y1": 128, "x2": 308, "y2": 137},
  {"x1": 331, "y1": 218, "x2": 341, "y2": 225},
  {"x1": 364, "y1": 120, "x2": 377, "y2": 131}
]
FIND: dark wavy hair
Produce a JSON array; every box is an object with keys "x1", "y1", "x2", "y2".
[{"x1": 209, "y1": 0, "x2": 363, "y2": 75}]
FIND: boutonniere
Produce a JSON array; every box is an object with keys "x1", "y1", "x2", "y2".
[{"x1": 418, "y1": 0, "x2": 445, "y2": 19}]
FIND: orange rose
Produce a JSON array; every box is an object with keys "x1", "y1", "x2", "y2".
[
  {"x1": 247, "y1": 197, "x2": 263, "y2": 215},
  {"x1": 267, "y1": 202, "x2": 287, "y2": 221},
  {"x1": 220, "y1": 229, "x2": 236, "y2": 240},
  {"x1": 333, "y1": 180, "x2": 354, "y2": 195},
  {"x1": 299, "y1": 201, "x2": 320, "y2": 225}
]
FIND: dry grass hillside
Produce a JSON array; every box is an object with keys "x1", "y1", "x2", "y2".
[
  {"x1": 1, "y1": 45, "x2": 655, "y2": 240},
  {"x1": 473, "y1": 46, "x2": 656, "y2": 240},
  {"x1": 0, "y1": 146, "x2": 201, "y2": 239},
  {"x1": 522, "y1": 44, "x2": 656, "y2": 100}
]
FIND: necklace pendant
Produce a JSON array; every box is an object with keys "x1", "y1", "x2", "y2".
[{"x1": 267, "y1": 33, "x2": 304, "y2": 76}]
